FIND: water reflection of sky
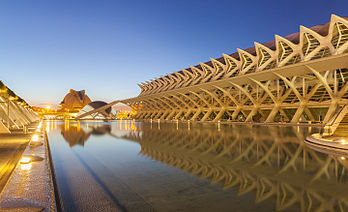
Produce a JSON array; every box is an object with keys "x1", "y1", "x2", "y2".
[{"x1": 47, "y1": 120, "x2": 348, "y2": 212}]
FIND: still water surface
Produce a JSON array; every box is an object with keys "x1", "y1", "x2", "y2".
[{"x1": 46, "y1": 120, "x2": 348, "y2": 212}]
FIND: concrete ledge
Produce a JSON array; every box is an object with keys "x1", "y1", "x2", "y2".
[
  {"x1": 0, "y1": 123, "x2": 57, "y2": 211},
  {"x1": 305, "y1": 133, "x2": 348, "y2": 152}
]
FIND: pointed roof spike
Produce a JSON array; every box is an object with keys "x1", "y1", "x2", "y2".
[
  {"x1": 254, "y1": 41, "x2": 261, "y2": 47},
  {"x1": 328, "y1": 14, "x2": 348, "y2": 39},
  {"x1": 300, "y1": 25, "x2": 323, "y2": 38},
  {"x1": 330, "y1": 14, "x2": 348, "y2": 28},
  {"x1": 137, "y1": 84, "x2": 146, "y2": 92},
  {"x1": 199, "y1": 62, "x2": 214, "y2": 70},
  {"x1": 173, "y1": 71, "x2": 184, "y2": 79},
  {"x1": 150, "y1": 79, "x2": 158, "y2": 85},
  {"x1": 331, "y1": 14, "x2": 339, "y2": 21},
  {"x1": 222, "y1": 53, "x2": 240, "y2": 64},
  {"x1": 189, "y1": 65, "x2": 202, "y2": 73},
  {"x1": 275, "y1": 34, "x2": 297, "y2": 47},
  {"x1": 181, "y1": 69, "x2": 194, "y2": 77},
  {"x1": 167, "y1": 73, "x2": 176, "y2": 81},
  {"x1": 254, "y1": 41, "x2": 273, "y2": 51},
  {"x1": 330, "y1": 14, "x2": 344, "y2": 22},
  {"x1": 255, "y1": 41, "x2": 280, "y2": 58},
  {"x1": 237, "y1": 48, "x2": 256, "y2": 59},
  {"x1": 156, "y1": 78, "x2": 165, "y2": 85},
  {"x1": 210, "y1": 57, "x2": 225, "y2": 66}
]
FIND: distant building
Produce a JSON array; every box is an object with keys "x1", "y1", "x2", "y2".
[
  {"x1": 113, "y1": 103, "x2": 133, "y2": 119},
  {"x1": 113, "y1": 102, "x2": 132, "y2": 113},
  {"x1": 76, "y1": 101, "x2": 119, "y2": 119},
  {"x1": 60, "y1": 89, "x2": 91, "y2": 112}
]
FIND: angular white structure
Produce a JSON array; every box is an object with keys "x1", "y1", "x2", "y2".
[
  {"x1": 76, "y1": 101, "x2": 119, "y2": 119},
  {"x1": 0, "y1": 83, "x2": 39, "y2": 133},
  {"x1": 122, "y1": 15, "x2": 348, "y2": 123}
]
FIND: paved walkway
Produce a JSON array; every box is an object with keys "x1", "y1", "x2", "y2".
[
  {"x1": 0, "y1": 123, "x2": 57, "y2": 211},
  {"x1": 0, "y1": 130, "x2": 32, "y2": 193}
]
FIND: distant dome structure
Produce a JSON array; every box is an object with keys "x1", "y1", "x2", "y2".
[
  {"x1": 60, "y1": 89, "x2": 91, "y2": 111},
  {"x1": 88, "y1": 101, "x2": 111, "y2": 113},
  {"x1": 76, "y1": 101, "x2": 119, "y2": 119}
]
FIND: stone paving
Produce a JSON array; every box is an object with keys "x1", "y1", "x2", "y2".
[{"x1": 0, "y1": 123, "x2": 57, "y2": 211}]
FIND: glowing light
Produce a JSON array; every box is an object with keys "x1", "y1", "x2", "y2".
[
  {"x1": 20, "y1": 157, "x2": 31, "y2": 164},
  {"x1": 46, "y1": 121, "x2": 50, "y2": 133},
  {"x1": 341, "y1": 157, "x2": 346, "y2": 160},
  {"x1": 45, "y1": 106, "x2": 51, "y2": 109},
  {"x1": 341, "y1": 139, "x2": 347, "y2": 144},
  {"x1": 21, "y1": 163, "x2": 32, "y2": 170},
  {"x1": 32, "y1": 134, "x2": 39, "y2": 142},
  {"x1": 36, "y1": 128, "x2": 41, "y2": 132}
]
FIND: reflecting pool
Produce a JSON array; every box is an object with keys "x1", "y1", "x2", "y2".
[{"x1": 46, "y1": 120, "x2": 348, "y2": 212}]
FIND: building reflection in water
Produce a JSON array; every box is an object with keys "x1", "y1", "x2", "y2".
[
  {"x1": 59, "y1": 121, "x2": 348, "y2": 211},
  {"x1": 60, "y1": 121, "x2": 111, "y2": 147}
]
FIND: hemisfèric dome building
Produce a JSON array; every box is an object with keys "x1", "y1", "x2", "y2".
[{"x1": 60, "y1": 89, "x2": 91, "y2": 112}]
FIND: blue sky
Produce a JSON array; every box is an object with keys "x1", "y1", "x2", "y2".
[{"x1": 0, "y1": 0, "x2": 347, "y2": 107}]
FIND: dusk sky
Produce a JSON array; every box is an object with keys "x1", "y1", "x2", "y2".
[{"x1": 0, "y1": 0, "x2": 347, "y2": 107}]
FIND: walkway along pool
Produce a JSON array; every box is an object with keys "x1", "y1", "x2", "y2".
[{"x1": 45, "y1": 120, "x2": 348, "y2": 211}]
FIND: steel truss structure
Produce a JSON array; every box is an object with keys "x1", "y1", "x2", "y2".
[
  {"x1": 123, "y1": 15, "x2": 348, "y2": 123},
  {"x1": 0, "y1": 95, "x2": 39, "y2": 133},
  {"x1": 123, "y1": 123, "x2": 348, "y2": 211}
]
